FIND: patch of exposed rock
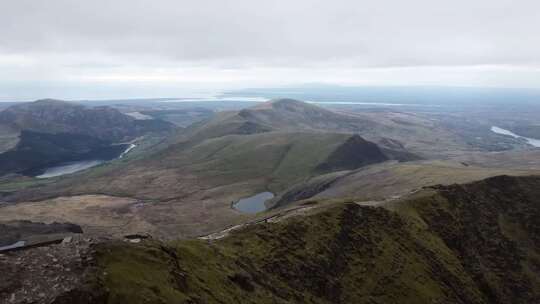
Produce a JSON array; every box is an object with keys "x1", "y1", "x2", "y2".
[{"x1": 0, "y1": 235, "x2": 102, "y2": 304}]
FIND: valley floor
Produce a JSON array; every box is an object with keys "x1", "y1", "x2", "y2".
[{"x1": 1, "y1": 151, "x2": 540, "y2": 240}]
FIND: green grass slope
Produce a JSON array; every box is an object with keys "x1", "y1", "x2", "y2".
[
  {"x1": 63, "y1": 175, "x2": 540, "y2": 304},
  {"x1": 1, "y1": 99, "x2": 414, "y2": 202},
  {"x1": 4, "y1": 131, "x2": 389, "y2": 202},
  {"x1": 181, "y1": 132, "x2": 350, "y2": 191}
]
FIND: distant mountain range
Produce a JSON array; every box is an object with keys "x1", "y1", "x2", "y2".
[{"x1": 2, "y1": 99, "x2": 420, "y2": 203}]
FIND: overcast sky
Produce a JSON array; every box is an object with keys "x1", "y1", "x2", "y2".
[{"x1": 1, "y1": 0, "x2": 539, "y2": 100}]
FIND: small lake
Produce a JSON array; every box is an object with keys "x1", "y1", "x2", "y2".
[
  {"x1": 36, "y1": 160, "x2": 105, "y2": 178},
  {"x1": 233, "y1": 192, "x2": 274, "y2": 213},
  {"x1": 36, "y1": 144, "x2": 136, "y2": 179},
  {"x1": 491, "y1": 126, "x2": 540, "y2": 148}
]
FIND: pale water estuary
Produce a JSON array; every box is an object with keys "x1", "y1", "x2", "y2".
[{"x1": 491, "y1": 126, "x2": 540, "y2": 148}]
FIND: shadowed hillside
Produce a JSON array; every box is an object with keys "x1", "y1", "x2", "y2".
[
  {"x1": 0, "y1": 99, "x2": 171, "y2": 141},
  {"x1": 3, "y1": 132, "x2": 390, "y2": 202},
  {"x1": 2, "y1": 100, "x2": 414, "y2": 203},
  {"x1": 315, "y1": 134, "x2": 388, "y2": 173},
  {"x1": 0, "y1": 131, "x2": 128, "y2": 176},
  {"x1": 0, "y1": 99, "x2": 175, "y2": 176}
]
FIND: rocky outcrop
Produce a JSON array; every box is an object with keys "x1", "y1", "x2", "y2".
[
  {"x1": 0, "y1": 236, "x2": 98, "y2": 304},
  {"x1": 0, "y1": 220, "x2": 83, "y2": 247}
]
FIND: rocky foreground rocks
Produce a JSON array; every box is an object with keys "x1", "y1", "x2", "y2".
[{"x1": 0, "y1": 235, "x2": 99, "y2": 304}]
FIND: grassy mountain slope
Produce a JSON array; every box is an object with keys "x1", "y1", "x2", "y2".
[
  {"x1": 177, "y1": 132, "x2": 351, "y2": 191},
  {"x1": 237, "y1": 98, "x2": 376, "y2": 132},
  {"x1": 0, "y1": 123, "x2": 19, "y2": 153},
  {"x1": 187, "y1": 99, "x2": 467, "y2": 158},
  {"x1": 3, "y1": 100, "x2": 404, "y2": 202},
  {"x1": 390, "y1": 175, "x2": 540, "y2": 303},
  {"x1": 270, "y1": 158, "x2": 540, "y2": 208},
  {"x1": 6, "y1": 132, "x2": 386, "y2": 201},
  {"x1": 62, "y1": 175, "x2": 540, "y2": 304},
  {"x1": 173, "y1": 99, "x2": 368, "y2": 144}
]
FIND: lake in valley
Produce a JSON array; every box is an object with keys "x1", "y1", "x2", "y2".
[{"x1": 233, "y1": 192, "x2": 275, "y2": 213}]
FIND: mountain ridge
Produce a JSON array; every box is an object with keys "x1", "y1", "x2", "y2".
[
  {"x1": 0, "y1": 99, "x2": 172, "y2": 142},
  {"x1": 45, "y1": 174, "x2": 540, "y2": 304}
]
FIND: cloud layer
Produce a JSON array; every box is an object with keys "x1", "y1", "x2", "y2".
[{"x1": 1, "y1": 0, "x2": 539, "y2": 99}]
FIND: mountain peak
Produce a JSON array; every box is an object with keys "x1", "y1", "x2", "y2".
[
  {"x1": 34, "y1": 98, "x2": 69, "y2": 103},
  {"x1": 32, "y1": 99, "x2": 80, "y2": 107},
  {"x1": 0, "y1": 100, "x2": 85, "y2": 117},
  {"x1": 252, "y1": 98, "x2": 310, "y2": 110},
  {"x1": 231, "y1": 97, "x2": 375, "y2": 134},
  {"x1": 269, "y1": 98, "x2": 305, "y2": 106}
]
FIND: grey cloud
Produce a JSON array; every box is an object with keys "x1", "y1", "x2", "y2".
[
  {"x1": 1, "y1": 0, "x2": 539, "y2": 67},
  {"x1": 0, "y1": 0, "x2": 539, "y2": 100}
]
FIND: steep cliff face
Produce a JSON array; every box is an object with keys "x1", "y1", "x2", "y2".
[{"x1": 56, "y1": 175, "x2": 539, "y2": 304}]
